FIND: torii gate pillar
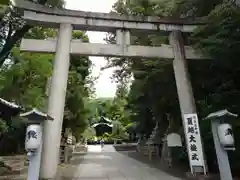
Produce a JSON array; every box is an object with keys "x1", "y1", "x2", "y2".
[
  {"x1": 40, "y1": 23, "x2": 72, "y2": 179},
  {"x1": 169, "y1": 31, "x2": 207, "y2": 175}
]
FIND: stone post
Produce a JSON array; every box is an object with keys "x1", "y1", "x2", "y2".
[
  {"x1": 211, "y1": 120, "x2": 232, "y2": 180},
  {"x1": 40, "y1": 23, "x2": 72, "y2": 179},
  {"x1": 205, "y1": 110, "x2": 238, "y2": 180},
  {"x1": 116, "y1": 29, "x2": 130, "y2": 45}
]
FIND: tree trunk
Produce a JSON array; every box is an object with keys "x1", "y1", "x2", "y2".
[
  {"x1": 0, "y1": 0, "x2": 48, "y2": 66},
  {"x1": 160, "y1": 114, "x2": 181, "y2": 168}
]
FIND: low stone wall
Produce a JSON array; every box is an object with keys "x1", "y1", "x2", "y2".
[
  {"x1": 74, "y1": 144, "x2": 88, "y2": 153},
  {"x1": 137, "y1": 144, "x2": 159, "y2": 161},
  {"x1": 113, "y1": 143, "x2": 137, "y2": 151},
  {"x1": 59, "y1": 145, "x2": 75, "y2": 164}
]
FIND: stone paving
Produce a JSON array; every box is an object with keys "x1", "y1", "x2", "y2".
[{"x1": 63, "y1": 145, "x2": 183, "y2": 180}]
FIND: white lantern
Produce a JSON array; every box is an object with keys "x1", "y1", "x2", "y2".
[
  {"x1": 25, "y1": 124, "x2": 41, "y2": 151},
  {"x1": 218, "y1": 123, "x2": 234, "y2": 148}
]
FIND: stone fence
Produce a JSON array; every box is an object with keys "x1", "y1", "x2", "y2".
[{"x1": 59, "y1": 143, "x2": 88, "y2": 164}]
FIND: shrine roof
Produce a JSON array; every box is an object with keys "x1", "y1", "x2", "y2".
[{"x1": 0, "y1": 98, "x2": 21, "y2": 109}]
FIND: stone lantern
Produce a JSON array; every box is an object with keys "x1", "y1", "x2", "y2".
[
  {"x1": 205, "y1": 109, "x2": 238, "y2": 180},
  {"x1": 20, "y1": 108, "x2": 53, "y2": 180}
]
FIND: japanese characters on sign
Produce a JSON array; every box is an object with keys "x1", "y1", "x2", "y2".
[
  {"x1": 25, "y1": 125, "x2": 41, "y2": 150},
  {"x1": 27, "y1": 130, "x2": 38, "y2": 140},
  {"x1": 184, "y1": 114, "x2": 204, "y2": 167}
]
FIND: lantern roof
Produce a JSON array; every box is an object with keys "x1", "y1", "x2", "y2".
[
  {"x1": 20, "y1": 108, "x2": 53, "y2": 123},
  {"x1": 205, "y1": 109, "x2": 238, "y2": 120},
  {"x1": 99, "y1": 116, "x2": 112, "y2": 123},
  {"x1": 91, "y1": 122, "x2": 113, "y2": 128}
]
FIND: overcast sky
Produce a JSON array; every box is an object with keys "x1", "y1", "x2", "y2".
[{"x1": 65, "y1": 0, "x2": 117, "y2": 98}]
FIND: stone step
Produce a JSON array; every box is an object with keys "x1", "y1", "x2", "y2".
[{"x1": 0, "y1": 174, "x2": 27, "y2": 180}]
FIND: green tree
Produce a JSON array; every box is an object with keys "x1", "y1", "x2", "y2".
[
  {"x1": 0, "y1": 0, "x2": 64, "y2": 65},
  {"x1": 188, "y1": 2, "x2": 240, "y2": 172},
  {"x1": 0, "y1": 27, "x2": 94, "y2": 153},
  {"x1": 108, "y1": 0, "x2": 240, "y2": 172},
  {"x1": 0, "y1": 28, "x2": 54, "y2": 154},
  {"x1": 110, "y1": 83, "x2": 131, "y2": 126},
  {"x1": 62, "y1": 31, "x2": 94, "y2": 140},
  {"x1": 82, "y1": 126, "x2": 96, "y2": 140}
]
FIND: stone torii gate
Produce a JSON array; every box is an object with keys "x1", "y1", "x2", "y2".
[{"x1": 12, "y1": 0, "x2": 209, "y2": 179}]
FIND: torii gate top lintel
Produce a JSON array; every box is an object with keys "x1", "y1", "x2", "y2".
[
  {"x1": 12, "y1": 0, "x2": 205, "y2": 33},
  {"x1": 11, "y1": 0, "x2": 210, "y2": 60}
]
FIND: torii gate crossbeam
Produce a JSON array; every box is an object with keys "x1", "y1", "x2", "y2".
[{"x1": 20, "y1": 39, "x2": 206, "y2": 59}]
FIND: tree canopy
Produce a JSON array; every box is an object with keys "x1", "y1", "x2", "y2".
[
  {"x1": 0, "y1": 0, "x2": 64, "y2": 65},
  {"x1": 0, "y1": 25, "x2": 94, "y2": 154}
]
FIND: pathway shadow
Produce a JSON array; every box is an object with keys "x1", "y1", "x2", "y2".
[
  {"x1": 55, "y1": 154, "x2": 86, "y2": 179},
  {"x1": 117, "y1": 151, "x2": 237, "y2": 180},
  {"x1": 117, "y1": 150, "x2": 187, "y2": 179}
]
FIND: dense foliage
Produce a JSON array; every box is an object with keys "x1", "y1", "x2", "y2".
[
  {"x1": 0, "y1": 0, "x2": 64, "y2": 65},
  {"x1": 0, "y1": 27, "x2": 93, "y2": 154},
  {"x1": 85, "y1": 83, "x2": 131, "y2": 140},
  {"x1": 0, "y1": 0, "x2": 95, "y2": 154},
  {"x1": 106, "y1": 0, "x2": 240, "y2": 174},
  {"x1": 63, "y1": 31, "x2": 93, "y2": 140}
]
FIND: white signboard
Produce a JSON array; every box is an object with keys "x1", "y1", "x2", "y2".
[
  {"x1": 184, "y1": 114, "x2": 205, "y2": 167},
  {"x1": 167, "y1": 133, "x2": 182, "y2": 147}
]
